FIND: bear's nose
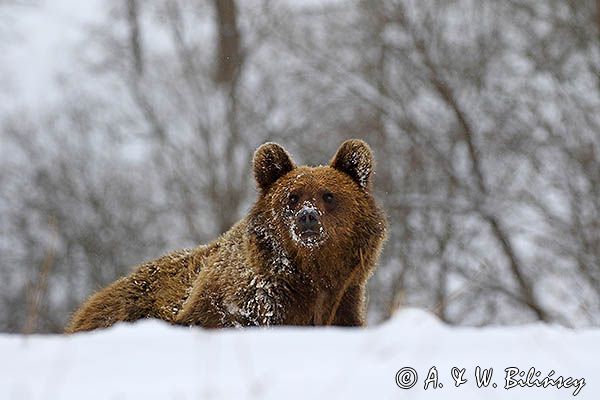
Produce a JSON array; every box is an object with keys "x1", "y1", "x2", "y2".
[{"x1": 297, "y1": 209, "x2": 319, "y2": 231}]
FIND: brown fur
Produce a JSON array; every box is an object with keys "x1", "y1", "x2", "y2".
[{"x1": 65, "y1": 140, "x2": 387, "y2": 333}]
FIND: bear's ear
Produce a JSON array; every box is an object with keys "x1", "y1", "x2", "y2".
[
  {"x1": 253, "y1": 142, "x2": 296, "y2": 192},
  {"x1": 330, "y1": 139, "x2": 374, "y2": 190}
]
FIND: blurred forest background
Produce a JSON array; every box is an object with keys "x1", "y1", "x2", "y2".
[{"x1": 2, "y1": 0, "x2": 600, "y2": 333}]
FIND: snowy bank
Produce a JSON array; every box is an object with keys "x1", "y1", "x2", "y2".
[{"x1": 0, "y1": 309, "x2": 596, "y2": 399}]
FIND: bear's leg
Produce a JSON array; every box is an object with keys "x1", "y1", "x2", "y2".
[
  {"x1": 65, "y1": 278, "x2": 151, "y2": 333},
  {"x1": 331, "y1": 285, "x2": 366, "y2": 327}
]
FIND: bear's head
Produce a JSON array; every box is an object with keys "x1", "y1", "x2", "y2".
[{"x1": 250, "y1": 139, "x2": 387, "y2": 268}]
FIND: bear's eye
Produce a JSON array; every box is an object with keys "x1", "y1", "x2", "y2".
[
  {"x1": 289, "y1": 194, "x2": 299, "y2": 205},
  {"x1": 323, "y1": 193, "x2": 334, "y2": 204}
]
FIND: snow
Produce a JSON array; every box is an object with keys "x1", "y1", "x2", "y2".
[{"x1": 0, "y1": 308, "x2": 596, "y2": 399}]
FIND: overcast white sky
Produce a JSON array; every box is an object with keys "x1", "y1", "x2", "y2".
[
  {"x1": 0, "y1": 0, "x2": 349, "y2": 113},
  {"x1": 1, "y1": 0, "x2": 101, "y2": 111}
]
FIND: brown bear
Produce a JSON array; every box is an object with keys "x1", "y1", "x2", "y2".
[{"x1": 65, "y1": 139, "x2": 387, "y2": 332}]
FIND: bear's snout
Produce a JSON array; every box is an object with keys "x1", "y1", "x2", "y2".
[
  {"x1": 297, "y1": 209, "x2": 319, "y2": 233},
  {"x1": 290, "y1": 202, "x2": 325, "y2": 246}
]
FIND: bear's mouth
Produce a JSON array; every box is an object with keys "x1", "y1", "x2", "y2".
[
  {"x1": 291, "y1": 225, "x2": 327, "y2": 248},
  {"x1": 299, "y1": 229, "x2": 319, "y2": 238}
]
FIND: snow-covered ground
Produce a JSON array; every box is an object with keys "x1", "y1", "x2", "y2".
[{"x1": 0, "y1": 309, "x2": 595, "y2": 399}]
